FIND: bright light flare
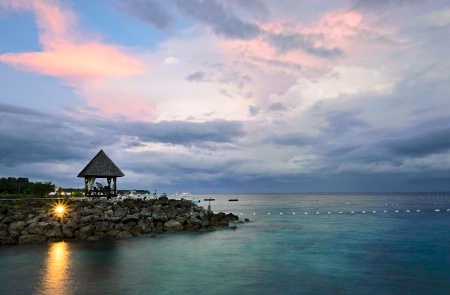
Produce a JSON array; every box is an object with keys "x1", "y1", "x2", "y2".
[{"x1": 52, "y1": 201, "x2": 69, "y2": 219}]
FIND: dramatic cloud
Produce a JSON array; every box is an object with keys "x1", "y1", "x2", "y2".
[{"x1": 1, "y1": 0, "x2": 450, "y2": 192}]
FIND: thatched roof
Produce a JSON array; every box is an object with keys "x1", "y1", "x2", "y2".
[{"x1": 77, "y1": 149, "x2": 125, "y2": 178}]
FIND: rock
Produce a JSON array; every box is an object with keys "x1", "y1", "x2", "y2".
[
  {"x1": 95, "y1": 221, "x2": 109, "y2": 232},
  {"x1": 80, "y1": 215, "x2": 94, "y2": 223},
  {"x1": 106, "y1": 229, "x2": 120, "y2": 237},
  {"x1": 201, "y1": 220, "x2": 210, "y2": 228},
  {"x1": 18, "y1": 234, "x2": 47, "y2": 245},
  {"x1": 140, "y1": 208, "x2": 153, "y2": 218},
  {"x1": 164, "y1": 219, "x2": 183, "y2": 230},
  {"x1": 0, "y1": 230, "x2": 8, "y2": 238},
  {"x1": 175, "y1": 216, "x2": 187, "y2": 225},
  {"x1": 48, "y1": 237, "x2": 64, "y2": 243},
  {"x1": 245, "y1": 218, "x2": 250, "y2": 222},
  {"x1": 28, "y1": 222, "x2": 51, "y2": 235},
  {"x1": 122, "y1": 213, "x2": 140, "y2": 223},
  {"x1": 189, "y1": 217, "x2": 202, "y2": 225},
  {"x1": 47, "y1": 225, "x2": 64, "y2": 238},
  {"x1": 107, "y1": 216, "x2": 122, "y2": 223},
  {"x1": 9, "y1": 221, "x2": 26, "y2": 234},
  {"x1": 1, "y1": 236, "x2": 17, "y2": 245},
  {"x1": 27, "y1": 215, "x2": 42, "y2": 224},
  {"x1": 152, "y1": 210, "x2": 168, "y2": 222},
  {"x1": 79, "y1": 225, "x2": 94, "y2": 235},
  {"x1": 63, "y1": 228, "x2": 73, "y2": 238},
  {"x1": 104, "y1": 210, "x2": 113, "y2": 218},
  {"x1": 113, "y1": 206, "x2": 126, "y2": 218},
  {"x1": 117, "y1": 231, "x2": 132, "y2": 238},
  {"x1": 2, "y1": 217, "x2": 13, "y2": 224},
  {"x1": 80, "y1": 208, "x2": 93, "y2": 216},
  {"x1": 74, "y1": 231, "x2": 89, "y2": 240},
  {"x1": 0, "y1": 223, "x2": 7, "y2": 231}
]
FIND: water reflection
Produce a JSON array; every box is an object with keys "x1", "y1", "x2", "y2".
[{"x1": 36, "y1": 242, "x2": 72, "y2": 295}]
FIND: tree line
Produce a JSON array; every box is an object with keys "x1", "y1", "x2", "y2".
[{"x1": 0, "y1": 177, "x2": 55, "y2": 197}]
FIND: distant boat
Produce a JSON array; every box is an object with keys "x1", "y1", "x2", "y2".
[
  {"x1": 229, "y1": 198, "x2": 239, "y2": 202},
  {"x1": 204, "y1": 198, "x2": 215, "y2": 201},
  {"x1": 174, "y1": 192, "x2": 200, "y2": 204}
]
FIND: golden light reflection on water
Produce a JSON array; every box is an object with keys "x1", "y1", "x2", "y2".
[{"x1": 37, "y1": 242, "x2": 72, "y2": 295}]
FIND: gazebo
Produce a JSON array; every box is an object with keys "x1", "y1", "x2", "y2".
[{"x1": 77, "y1": 149, "x2": 125, "y2": 198}]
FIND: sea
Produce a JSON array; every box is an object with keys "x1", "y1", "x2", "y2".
[{"x1": 0, "y1": 193, "x2": 449, "y2": 295}]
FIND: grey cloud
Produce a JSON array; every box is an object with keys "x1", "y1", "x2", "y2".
[
  {"x1": 119, "y1": 0, "x2": 174, "y2": 30},
  {"x1": 384, "y1": 127, "x2": 450, "y2": 157},
  {"x1": 268, "y1": 102, "x2": 286, "y2": 112},
  {"x1": 267, "y1": 33, "x2": 343, "y2": 57},
  {"x1": 229, "y1": 0, "x2": 269, "y2": 19},
  {"x1": 354, "y1": 0, "x2": 422, "y2": 10},
  {"x1": 249, "y1": 105, "x2": 260, "y2": 116},
  {"x1": 173, "y1": 0, "x2": 260, "y2": 39},
  {"x1": 187, "y1": 71, "x2": 208, "y2": 82}
]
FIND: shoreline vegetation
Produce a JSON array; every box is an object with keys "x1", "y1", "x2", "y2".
[{"x1": 0, "y1": 197, "x2": 242, "y2": 245}]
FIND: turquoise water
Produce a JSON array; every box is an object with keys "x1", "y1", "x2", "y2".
[{"x1": 0, "y1": 193, "x2": 449, "y2": 294}]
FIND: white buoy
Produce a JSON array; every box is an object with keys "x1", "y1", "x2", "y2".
[
  {"x1": 373, "y1": 211, "x2": 376, "y2": 213},
  {"x1": 435, "y1": 209, "x2": 440, "y2": 212},
  {"x1": 328, "y1": 212, "x2": 331, "y2": 214},
  {"x1": 416, "y1": 210, "x2": 420, "y2": 212},
  {"x1": 240, "y1": 213, "x2": 243, "y2": 216},
  {"x1": 280, "y1": 212, "x2": 283, "y2": 215},
  {"x1": 395, "y1": 210, "x2": 399, "y2": 213},
  {"x1": 406, "y1": 210, "x2": 410, "y2": 213},
  {"x1": 339, "y1": 211, "x2": 343, "y2": 214},
  {"x1": 446, "y1": 209, "x2": 449, "y2": 212},
  {"x1": 383, "y1": 210, "x2": 387, "y2": 213},
  {"x1": 305, "y1": 212, "x2": 308, "y2": 215},
  {"x1": 316, "y1": 212, "x2": 319, "y2": 214},
  {"x1": 268, "y1": 212, "x2": 271, "y2": 215},
  {"x1": 253, "y1": 213, "x2": 256, "y2": 215},
  {"x1": 293, "y1": 212, "x2": 296, "y2": 215},
  {"x1": 351, "y1": 211, "x2": 354, "y2": 214},
  {"x1": 362, "y1": 211, "x2": 366, "y2": 214}
]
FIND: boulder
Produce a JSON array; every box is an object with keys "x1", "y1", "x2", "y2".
[
  {"x1": 189, "y1": 217, "x2": 202, "y2": 225},
  {"x1": 122, "y1": 213, "x2": 140, "y2": 223},
  {"x1": 2, "y1": 217, "x2": 13, "y2": 224},
  {"x1": 176, "y1": 216, "x2": 187, "y2": 225},
  {"x1": 79, "y1": 225, "x2": 94, "y2": 235},
  {"x1": 106, "y1": 229, "x2": 120, "y2": 237},
  {"x1": 18, "y1": 234, "x2": 47, "y2": 245},
  {"x1": 1, "y1": 236, "x2": 17, "y2": 245},
  {"x1": 113, "y1": 206, "x2": 126, "y2": 218},
  {"x1": 117, "y1": 231, "x2": 132, "y2": 238},
  {"x1": 9, "y1": 221, "x2": 26, "y2": 234},
  {"x1": 0, "y1": 230, "x2": 8, "y2": 238},
  {"x1": 95, "y1": 221, "x2": 109, "y2": 232},
  {"x1": 28, "y1": 222, "x2": 51, "y2": 235},
  {"x1": 47, "y1": 225, "x2": 64, "y2": 238},
  {"x1": 80, "y1": 215, "x2": 95, "y2": 223},
  {"x1": 63, "y1": 228, "x2": 73, "y2": 238},
  {"x1": 164, "y1": 219, "x2": 183, "y2": 231},
  {"x1": 152, "y1": 210, "x2": 168, "y2": 222},
  {"x1": 140, "y1": 208, "x2": 153, "y2": 218}
]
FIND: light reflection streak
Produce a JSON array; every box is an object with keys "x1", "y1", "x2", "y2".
[{"x1": 36, "y1": 242, "x2": 72, "y2": 295}]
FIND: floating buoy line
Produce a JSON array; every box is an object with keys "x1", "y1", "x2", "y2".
[{"x1": 235, "y1": 209, "x2": 450, "y2": 217}]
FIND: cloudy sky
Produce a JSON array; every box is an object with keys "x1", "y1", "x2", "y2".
[{"x1": 0, "y1": 0, "x2": 449, "y2": 193}]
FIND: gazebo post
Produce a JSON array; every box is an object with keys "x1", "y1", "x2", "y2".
[
  {"x1": 84, "y1": 177, "x2": 89, "y2": 196},
  {"x1": 113, "y1": 177, "x2": 117, "y2": 195}
]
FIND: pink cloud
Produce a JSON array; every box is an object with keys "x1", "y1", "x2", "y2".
[
  {"x1": 0, "y1": 42, "x2": 146, "y2": 83},
  {"x1": 0, "y1": 0, "x2": 146, "y2": 83}
]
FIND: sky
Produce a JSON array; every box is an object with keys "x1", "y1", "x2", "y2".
[{"x1": 0, "y1": 0, "x2": 450, "y2": 193}]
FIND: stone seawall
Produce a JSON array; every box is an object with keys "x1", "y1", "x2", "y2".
[{"x1": 0, "y1": 197, "x2": 240, "y2": 245}]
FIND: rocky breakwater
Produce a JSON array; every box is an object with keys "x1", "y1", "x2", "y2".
[{"x1": 0, "y1": 197, "x2": 240, "y2": 245}]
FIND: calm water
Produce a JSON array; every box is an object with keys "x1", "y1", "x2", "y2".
[{"x1": 0, "y1": 193, "x2": 449, "y2": 295}]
